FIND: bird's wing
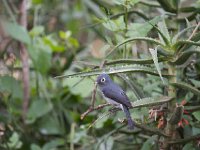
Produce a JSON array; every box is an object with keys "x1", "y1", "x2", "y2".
[{"x1": 102, "y1": 85, "x2": 132, "y2": 108}]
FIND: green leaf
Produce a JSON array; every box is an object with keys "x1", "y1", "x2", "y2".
[
  {"x1": 3, "y1": 22, "x2": 31, "y2": 44},
  {"x1": 131, "y1": 96, "x2": 173, "y2": 108},
  {"x1": 32, "y1": 0, "x2": 43, "y2": 5},
  {"x1": 0, "y1": 76, "x2": 23, "y2": 99},
  {"x1": 59, "y1": 30, "x2": 71, "y2": 39},
  {"x1": 106, "y1": 57, "x2": 169, "y2": 65},
  {"x1": 29, "y1": 26, "x2": 44, "y2": 36},
  {"x1": 157, "y1": 19, "x2": 171, "y2": 43},
  {"x1": 183, "y1": 142, "x2": 195, "y2": 150},
  {"x1": 62, "y1": 77, "x2": 93, "y2": 97},
  {"x1": 99, "y1": 137, "x2": 113, "y2": 150},
  {"x1": 149, "y1": 20, "x2": 170, "y2": 46},
  {"x1": 95, "y1": 116, "x2": 108, "y2": 129},
  {"x1": 38, "y1": 115, "x2": 63, "y2": 135},
  {"x1": 73, "y1": 130, "x2": 87, "y2": 143},
  {"x1": 119, "y1": 74, "x2": 145, "y2": 99},
  {"x1": 192, "y1": 127, "x2": 200, "y2": 135},
  {"x1": 172, "y1": 26, "x2": 195, "y2": 43},
  {"x1": 106, "y1": 37, "x2": 164, "y2": 57},
  {"x1": 149, "y1": 47, "x2": 165, "y2": 84},
  {"x1": 42, "y1": 139, "x2": 65, "y2": 150},
  {"x1": 171, "y1": 82, "x2": 200, "y2": 96},
  {"x1": 141, "y1": 135, "x2": 157, "y2": 150},
  {"x1": 193, "y1": 111, "x2": 200, "y2": 121},
  {"x1": 174, "y1": 40, "x2": 200, "y2": 50},
  {"x1": 31, "y1": 144, "x2": 42, "y2": 150},
  {"x1": 26, "y1": 99, "x2": 53, "y2": 124},
  {"x1": 55, "y1": 64, "x2": 171, "y2": 79},
  {"x1": 126, "y1": 16, "x2": 162, "y2": 38},
  {"x1": 171, "y1": 50, "x2": 200, "y2": 65},
  {"x1": 83, "y1": 0, "x2": 106, "y2": 18},
  {"x1": 190, "y1": 79, "x2": 200, "y2": 88},
  {"x1": 43, "y1": 36, "x2": 65, "y2": 52},
  {"x1": 28, "y1": 41, "x2": 52, "y2": 75},
  {"x1": 102, "y1": 16, "x2": 125, "y2": 32},
  {"x1": 157, "y1": 0, "x2": 178, "y2": 13},
  {"x1": 7, "y1": 132, "x2": 23, "y2": 149}
]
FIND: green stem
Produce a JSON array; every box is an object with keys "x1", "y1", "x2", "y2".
[
  {"x1": 2, "y1": 0, "x2": 16, "y2": 22},
  {"x1": 163, "y1": 64, "x2": 177, "y2": 149},
  {"x1": 70, "y1": 123, "x2": 76, "y2": 150},
  {"x1": 124, "y1": 0, "x2": 128, "y2": 58}
]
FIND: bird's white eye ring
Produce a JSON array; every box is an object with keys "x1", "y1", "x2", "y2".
[{"x1": 101, "y1": 77, "x2": 106, "y2": 82}]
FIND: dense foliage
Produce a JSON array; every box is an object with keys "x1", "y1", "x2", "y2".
[{"x1": 0, "y1": 0, "x2": 200, "y2": 149}]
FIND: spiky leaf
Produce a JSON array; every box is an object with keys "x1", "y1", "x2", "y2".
[
  {"x1": 149, "y1": 48, "x2": 165, "y2": 84},
  {"x1": 106, "y1": 57, "x2": 169, "y2": 65},
  {"x1": 171, "y1": 82, "x2": 200, "y2": 96},
  {"x1": 106, "y1": 37, "x2": 164, "y2": 57},
  {"x1": 55, "y1": 65, "x2": 171, "y2": 79},
  {"x1": 171, "y1": 50, "x2": 200, "y2": 65},
  {"x1": 131, "y1": 96, "x2": 174, "y2": 108}
]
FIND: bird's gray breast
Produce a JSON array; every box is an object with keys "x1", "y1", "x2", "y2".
[{"x1": 100, "y1": 91, "x2": 120, "y2": 105}]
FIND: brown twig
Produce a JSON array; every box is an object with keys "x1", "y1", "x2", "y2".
[
  {"x1": 179, "y1": 21, "x2": 200, "y2": 52},
  {"x1": 81, "y1": 103, "x2": 110, "y2": 120},
  {"x1": 19, "y1": 0, "x2": 30, "y2": 121}
]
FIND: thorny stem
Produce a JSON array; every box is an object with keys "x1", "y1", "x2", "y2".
[{"x1": 163, "y1": 64, "x2": 177, "y2": 149}]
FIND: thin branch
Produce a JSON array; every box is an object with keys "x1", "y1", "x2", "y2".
[
  {"x1": 81, "y1": 103, "x2": 110, "y2": 120},
  {"x1": 88, "y1": 108, "x2": 116, "y2": 128},
  {"x1": 134, "y1": 122, "x2": 169, "y2": 137},
  {"x1": 167, "y1": 134, "x2": 200, "y2": 144},
  {"x1": 178, "y1": 22, "x2": 200, "y2": 52},
  {"x1": 73, "y1": 61, "x2": 98, "y2": 67},
  {"x1": 188, "y1": 22, "x2": 200, "y2": 40},
  {"x1": 185, "y1": 106, "x2": 200, "y2": 112},
  {"x1": 19, "y1": 0, "x2": 30, "y2": 122}
]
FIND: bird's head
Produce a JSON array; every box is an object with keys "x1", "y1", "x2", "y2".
[{"x1": 96, "y1": 73, "x2": 112, "y2": 87}]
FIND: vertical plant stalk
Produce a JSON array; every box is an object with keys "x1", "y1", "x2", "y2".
[
  {"x1": 124, "y1": 0, "x2": 128, "y2": 58},
  {"x1": 70, "y1": 123, "x2": 75, "y2": 150},
  {"x1": 19, "y1": 0, "x2": 30, "y2": 121},
  {"x1": 163, "y1": 64, "x2": 176, "y2": 149}
]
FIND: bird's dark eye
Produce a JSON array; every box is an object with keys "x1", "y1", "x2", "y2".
[{"x1": 101, "y1": 77, "x2": 106, "y2": 82}]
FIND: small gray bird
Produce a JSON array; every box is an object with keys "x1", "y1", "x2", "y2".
[{"x1": 96, "y1": 73, "x2": 134, "y2": 129}]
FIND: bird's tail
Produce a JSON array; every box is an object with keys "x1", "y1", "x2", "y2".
[{"x1": 122, "y1": 105, "x2": 134, "y2": 130}]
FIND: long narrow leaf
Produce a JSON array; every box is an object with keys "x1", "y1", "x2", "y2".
[
  {"x1": 171, "y1": 50, "x2": 200, "y2": 65},
  {"x1": 171, "y1": 82, "x2": 200, "y2": 96},
  {"x1": 106, "y1": 37, "x2": 164, "y2": 57},
  {"x1": 174, "y1": 40, "x2": 200, "y2": 49},
  {"x1": 148, "y1": 21, "x2": 170, "y2": 46},
  {"x1": 172, "y1": 26, "x2": 196, "y2": 43},
  {"x1": 158, "y1": 19, "x2": 170, "y2": 42},
  {"x1": 118, "y1": 74, "x2": 145, "y2": 99},
  {"x1": 106, "y1": 57, "x2": 169, "y2": 65},
  {"x1": 131, "y1": 96, "x2": 174, "y2": 108},
  {"x1": 55, "y1": 65, "x2": 172, "y2": 79},
  {"x1": 149, "y1": 47, "x2": 165, "y2": 84}
]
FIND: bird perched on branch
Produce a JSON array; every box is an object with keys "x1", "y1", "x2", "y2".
[{"x1": 96, "y1": 73, "x2": 134, "y2": 129}]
